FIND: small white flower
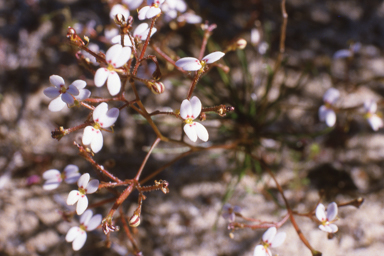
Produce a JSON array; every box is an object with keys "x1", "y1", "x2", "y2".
[
  {"x1": 94, "y1": 44, "x2": 131, "y2": 96},
  {"x1": 82, "y1": 102, "x2": 119, "y2": 153},
  {"x1": 110, "y1": 4, "x2": 130, "y2": 21},
  {"x1": 122, "y1": 0, "x2": 143, "y2": 10},
  {"x1": 222, "y1": 203, "x2": 241, "y2": 222},
  {"x1": 251, "y1": 28, "x2": 261, "y2": 46},
  {"x1": 67, "y1": 173, "x2": 99, "y2": 215},
  {"x1": 318, "y1": 88, "x2": 340, "y2": 127},
  {"x1": 133, "y1": 23, "x2": 157, "y2": 41},
  {"x1": 364, "y1": 100, "x2": 383, "y2": 131},
  {"x1": 180, "y1": 96, "x2": 208, "y2": 142},
  {"x1": 253, "y1": 227, "x2": 286, "y2": 256},
  {"x1": 175, "y1": 51, "x2": 225, "y2": 71},
  {"x1": 111, "y1": 34, "x2": 133, "y2": 47},
  {"x1": 162, "y1": 0, "x2": 187, "y2": 21},
  {"x1": 44, "y1": 75, "x2": 90, "y2": 112},
  {"x1": 316, "y1": 202, "x2": 338, "y2": 233},
  {"x1": 177, "y1": 12, "x2": 202, "y2": 24},
  {"x1": 333, "y1": 42, "x2": 361, "y2": 59},
  {"x1": 104, "y1": 27, "x2": 119, "y2": 40},
  {"x1": 42, "y1": 164, "x2": 81, "y2": 190},
  {"x1": 138, "y1": 0, "x2": 164, "y2": 20},
  {"x1": 65, "y1": 209, "x2": 102, "y2": 251}
]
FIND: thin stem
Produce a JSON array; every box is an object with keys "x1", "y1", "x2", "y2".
[
  {"x1": 134, "y1": 137, "x2": 161, "y2": 181},
  {"x1": 119, "y1": 207, "x2": 141, "y2": 254}
]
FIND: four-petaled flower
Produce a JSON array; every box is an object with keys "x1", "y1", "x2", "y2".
[
  {"x1": 44, "y1": 75, "x2": 91, "y2": 112},
  {"x1": 65, "y1": 209, "x2": 102, "y2": 251},
  {"x1": 94, "y1": 44, "x2": 131, "y2": 96},
  {"x1": 133, "y1": 23, "x2": 157, "y2": 41},
  {"x1": 318, "y1": 88, "x2": 340, "y2": 127},
  {"x1": 109, "y1": 4, "x2": 130, "y2": 21},
  {"x1": 42, "y1": 164, "x2": 81, "y2": 191},
  {"x1": 138, "y1": 0, "x2": 165, "y2": 20},
  {"x1": 364, "y1": 100, "x2": 383, "y2": 131},
  {"x1": 180, "y1": 96, "x2": 208, "y2": 142},
  {"x1": 175, "y1": 51, "x2": 225, "y2": 72},
  {"x1": 82, "y1": 102, "x2": 120, "y2": 153},
  {"x1": 254, "y1": 227, "x2": 286, "y2": 256},
  {"x1": 222, "y1": 203, "x2": 241, "y2": 222},
  {"x1": 67, "y1": 173, "x2": 99, "y2": 215},
  {"x1": 316, "y1": 202, "x2": 338, "y2": 233}
]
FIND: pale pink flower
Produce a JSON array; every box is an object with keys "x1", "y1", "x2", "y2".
[
  {"x1": 180, "y1": 96, "x2": 208, "y2": 142},
  {"x1": 222, "y1": 203, "x2": 241, "y2": 222},
  {"x1": 65, "y1": 209, "x2": 102, "y2": 251},
  {"x1": 42, "y1": 164, "x2": 81, "y2": 190},
  {"x1": 44, "y1": 75, "x2": 90, "y2": 112},
  {"x1": 254, "y1": 227, "x2": 286, "y2": 256},
  {"x1": 82, "y1": 102, "x2": 119, "y2": 153},
  {"x1": 364, "y1": 100, "x2": 383, "y2": 131},
  {"x1": 316, "y1": 202, "x2": 338, "y2": 233},
  {"x1": 94, "y1": 44, "x2": 131, "y2": 96},
  {"x1": 67, "y1": 173, "x2": 99, "y2": 215},
  {"x1": 138, "y1": 0, "x2": 164, "y2": 20},
  {"x1": 133, "y1": 23, "x2": 157, "y2": 41},
  {"x1": 175, "y1": 51, "x2": 225, "y2": 71},
  {"x1": 318, "y1": 88, "x2": 340, "y2": 127}
]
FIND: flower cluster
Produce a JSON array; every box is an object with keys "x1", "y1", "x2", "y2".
[{"x1": 318, "y1": 88, "x2": 340, "y2": 127}]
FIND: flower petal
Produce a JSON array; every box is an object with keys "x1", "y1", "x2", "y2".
[
  {"x1": 75, "y1": 89, "x2": 91, "y2": 101},
  {"x1": 78, "y1": 173, "x2": 90, "y2": 188},
  {"x1": 66, "y1": 84, "x2": 80, "y2": 96},
  {"x1": 48, "y1": 96, "x2": 66, "y2": 112},
  {"x1": 324, "y1": 109, "x2": 336, "y2": 127},
  {"x1": 66, "y1": 226, "x2": 80, "y2": 242},
  {"x1": 99, "y1": 107, "x2": 119, "y2": 128},
  {"x1": 111, "y1": 34, "x2": 132, "y2": 47},
  {"x1": 253, "y1": 245, "x2": 268, "y2": 256},
  {"x1": 80, "y1": 209, "x2": 93, "y2": 225},
  {"x1": 61, "y1": 92, "x2": 75, "y2": 105},
  {"x1": 319, "y1": 224, "x2": 332, "y2": 233},
  {"x1": 333, "y1": 49, "x2": 352, "y2": 59},
  {"x1": 122, "y1": 0, "x2": 143, "y2": 10},
  {"x1": 113, "y1": 46, "x2": 131, "y2": 68},
  {"x1": 326, "y1": 202, "x2": 338, "y2": 221},
  {"x1": 82, "y1": 126, "x2": 97, "y2": 146},
  {"x1": 72, "y1": 231, "x2": 87, "y2": 251},
  {"x1": 63, "y1": 164, "x2": 79, "y2": 175},
  {"x1": 134, "y1": 23, "x2": 149, "y2": 37},
  {"x1": 67, "y1": 190, "x2": 81, "y2": 205},
  {"x1": 71, "y1": 80, "x2": 87, "y2": 90},
  {"x1": 138, "y1": 6, "x2": 150, "y2": 20},
  {"x1": 86, "y1": 179, "x2": 99, "y2": 194},
  {"x1": 43, "y1": 87, "x2": 61, "y2": 99},
  {"x1": 270, "y1": 231, "x2": 286, "y2": 248},
  {"x1": 180, "y1": 99, "x2": 192, "y2": 119},
  {"x1": 42, "y1": 169, "x2": 61, "y2": 180},
  {"x1": 76, "y1": 195, "x2": 88, "y2": 215},
  {"x1": 194, "y1": 122, "x2": 209, "y2": 142},
  {"x1": 65, "y1": 172, "x2": 81, "y2": 184},
  {"x1": 91, "y1": 130, "x2": 103, "y2": 153},
  {"x1": 183, "y1": 123, "x2": 197, "y2": 142},
  {"x1": 94, "y1": 68, "x2": 109, "y2": 87},
  {"x1": 93, "y1": 102, "x2": 109, "y2": 121},
  {"x1": 86, "y1": 214, "x2": 102, "y2": 231},
  {"x1": 145, "y1": 6, "x2": 161, "y2": 19},
  {"x1": 175, "y1": 57, "x2": 201, "y2": 71},
  {"x1": 49, "y1": 75, "x2": 65, "y2": 88},
  {"x1": 262, "y1": 227, "x2": 276, "y2": 244},
  {"x1": 190, "y1": 96, "x2": 202, "y2": 119},
  {"x1": 328, "y1": 224, "x2": 338, "y2": 233},
  {"x1": 202, "y1": 51, "x2": 225, "y2": 64},
  {"x1": 107, "y1": 72, "x2": 121, "y2": 96},
  {"x1": 106, "y1": 44, "x2": 123, "y2": 63},
  {"x1": 323, "y1": 88, "x2": 340, "y2": 104},
  {"x1": 316, "y1": 203, "x2": 326, "y2": 222},
  {"x1": 368, "y1": 115, "x2": 383, "y2": 131},
  {"x1": 43, "y1": 179, "x2": 61, "y2": 190},
  {"x1": 109, "y1": 4, "x2": 130, "y2": 20},
  {"x1": 318, "y1": 105, "x2": 327, "y2": 122}
]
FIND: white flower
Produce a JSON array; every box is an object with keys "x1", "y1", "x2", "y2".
[
  {"x1": 333, "y1": 42, "x2": 361, "y2": 59},
  {"x1": 175, "y1": 51, "x2": 225, "y2": 71},
  {"x1": 254, "y1": 227, "x2": 286, "y2": 256},
  {"x1": 65, "y1": 209, "x2": 102, "y2": 251},
  {"x1": 82, "y1": 102, "x2": 119, "y2": 153},
  {"x1": 42, "y1": 164, "x2": 81, "y2": 190},
  {"x1": 180, "y1": 96, "x2": 208, "y2": 142},
  {"x1": 122, "y1": 0, "x2": 143, "y2": 10},
  {"x1": 104, "y1": 27, "x2": 119, "y2": 40},
  {"x1": 162, "y1": 0, "x2": 187, "y2": 21},
  {"x1": 138, "y1": 0, "x2": 164, "y2": 20},
  {"x1": 133, "y1": 23, "x2": 157, "y2": 41},
  {"x1": 111, "y1": 34, "x2": 133, "y2": 47},
  {"x1": 364, "y1": 100, "x2": 383, "y2": 131},
  {"x1": 44, "y1": 75, "x2": 91, "y2": 112},
  {"x1": 177, "y1": 12, "x2": 202, "y2": 24},
  {"x1": 316, "y1": 202, "x2": 338, "y2": 233},
  {"x1": 94, "y1": 44, "x2": 131, "y2": 96},
  {"x1": 222, "y1": 203, "x2": 241, "y2": 222},
  {"x1": 110, "y1": 4, "x2": 130, "y2": 21},
  {"x1": 67, "y1": 173, "x2": 99, "y2": 215},
  {"x1": 318, "y1": 88, "x2": 340, "y2": 127}
]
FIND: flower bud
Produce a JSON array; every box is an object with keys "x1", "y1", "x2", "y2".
[
  {"x1": 148, "y1": 81, "x2": 165, "y2": 94},
  {"x1": 236, "y1": 38, "x2": 247, "y2": 50},
  {"x1": 129, "y1": 214, "x2": 141, "y2": 227},
  {"x1": 114, "y1": 13, "x2": 126, "y2": 26}
]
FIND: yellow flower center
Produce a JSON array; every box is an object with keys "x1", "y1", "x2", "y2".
[
  {"x1": 60, "y1": 85, "x2": 67, "y2": 94},
  {"x1": 79, "y1": 187, "x2": 86, "y2": 195},
  {"x1": 93, "y1": 122, "x2": 101, "y2": 130},
  {"x1": 185, "y1": 118, "x2": 193, "y2": 124},
  {"x1": 79, "y1": 224, "x2": 87, "y2": 232},
  {"x1": 200, "y1": 60, "x2": 207, "y2": 69},
  {"x1": 107, "y1": 64, "x2": 115, "y2": 71}
]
